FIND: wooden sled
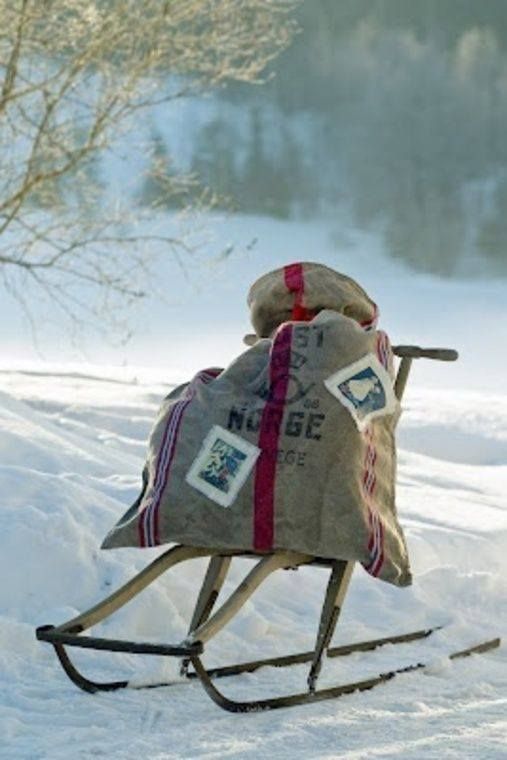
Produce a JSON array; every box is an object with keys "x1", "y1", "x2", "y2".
[{"x1": 35, "y1": 346, "x2": 501, "y2": 711}]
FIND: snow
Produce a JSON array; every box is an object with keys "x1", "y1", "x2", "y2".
[
  {"x1": 0, "y1": 216, "x2": 506, "y2": 759},
  {"x1": 2, "y1": 215, "x2": 506, "y2": 393}
]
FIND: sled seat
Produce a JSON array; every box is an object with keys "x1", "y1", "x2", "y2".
[{"x1": 38, "y1": 345, "x2": 487, "y2": 713}]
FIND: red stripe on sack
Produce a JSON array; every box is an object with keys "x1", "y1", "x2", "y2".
[
  {"x1": 369, "y1": 521, "x2": 385, "y2": 577},
  {"x1": 137, "y1": 368, "x2": 221, "y2": 547},
  {"x1": 362, "y1": 425, "x2": 385, "y2": 578},
  {"x1": 360, "y1": 303, "x2": 379, "y2": 331},
  {"x1": 367, "y1": 510, "x2": 379, "y2": 558},
  {"x1": 284, "y1": 262, "x2": 304, "y2": 292},
  {"x1": 151, "y1": 403, "x2": 187, "y2": 546},
  {"x1": 138, "y1": 400, "x2": 185, "y2": 548},
  {"x1": 253, "y1": 324, "x2": 293, "y2": 551},
  {"x1": 368, "y1": 509, "x2": 375, "y2": 555},
  {"x1": 377, "y1": 330, "x2": 393, "y2": 374},
  {"x1": 376, "y1": 331, "x2": 386, "y2": 368},
  {"x1": 283, "y1": 263, "x2": 315, "y2": 322}
]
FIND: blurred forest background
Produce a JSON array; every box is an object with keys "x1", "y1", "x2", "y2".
[
  {"x1": 19, "y1": 0, "x2": 507, "y2": 278},
  {"x1": 141, "y1": 0, "x2": 507, "y2": 277}
]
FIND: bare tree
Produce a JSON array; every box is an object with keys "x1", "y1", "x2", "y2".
[{"x1": 0, "y1": 0, "x2": 297, "y2": 334}]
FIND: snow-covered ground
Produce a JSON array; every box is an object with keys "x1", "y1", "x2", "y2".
[{"x1": 0, "y1": 217, "x2": 506, "y2": 758}]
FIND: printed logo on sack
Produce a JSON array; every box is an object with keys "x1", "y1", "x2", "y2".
[
  {"x1": 324, "y1": 354, "x2": 398, "y2": 430},
  {"x1": 186, "y1": 425, "x2": 260, "y2": 507}
]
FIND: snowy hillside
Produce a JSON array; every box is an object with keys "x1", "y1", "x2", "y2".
[
  {"x1": 0, "y1": 358, "x2": 505, "y2": 759},
  {"x1": 0, "y1": 211, "x2": 505, "y2": 758}
]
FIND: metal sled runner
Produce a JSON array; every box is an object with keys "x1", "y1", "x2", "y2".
[{"x1": 36, "y1": 346, "x2": 501, "y2": 712}]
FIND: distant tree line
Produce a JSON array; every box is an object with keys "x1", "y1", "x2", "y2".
[
  {"x1": 20, "y1": 1, "x2": 507, "y2": 276},
  {"x1": 143, "y1": 0, "x2": 507, "y2": 275}
]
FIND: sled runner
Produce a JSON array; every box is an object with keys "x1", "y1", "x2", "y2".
[{"x1": 36, "y1": 342, "x2": 500, "y2": 712}]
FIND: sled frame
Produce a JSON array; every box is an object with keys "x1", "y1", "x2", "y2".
[{"x1": 37, "y1": 345, "x2": 479, "y2": 712}]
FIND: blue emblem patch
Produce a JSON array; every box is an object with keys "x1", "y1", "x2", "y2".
[
  {"x1": 325, "y1": 354, "x2": 398, "y2": 430},
  {"x1": 198, "y1": 437, "x2": 247, "y2": 494},
  {"x1": 186, "y1": 426, "x2": 260, "y2": 507}
]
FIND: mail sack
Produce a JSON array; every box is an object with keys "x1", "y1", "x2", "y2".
[{"x1": 102, "y1": 309, "x2": 411, "y2": 587}]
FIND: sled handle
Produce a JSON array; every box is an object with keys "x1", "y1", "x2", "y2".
[
  {"x1": 393, "y1": 346, "x2": 458, "y2": 401},
  {"x1": 393, "y1": 346, "x2": 458, "y2": 362}
]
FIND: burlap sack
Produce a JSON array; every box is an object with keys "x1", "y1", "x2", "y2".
[
  {"x1": 245, "y1": 262, "x2": 378, "y2": 342},
  {"x1": 102, "y1": 264, "x2": 411, "y2": 587}
]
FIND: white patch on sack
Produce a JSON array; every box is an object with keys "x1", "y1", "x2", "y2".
[
  {"x1": 324, "y1": 353, "x2": 398, "y2": 430},
  {"x1": 186, "y1": 425, "x2": 260, "y2": 507}
]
